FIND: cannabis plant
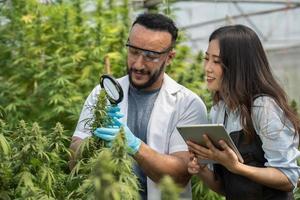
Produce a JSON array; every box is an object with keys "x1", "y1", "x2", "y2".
[
  {"x1": 0, "y1": 120, "x2": 12, "y2": 200},
  {"x1": 159, "y1": 176, "x2": 182, "y2": 200},
  {"x1": 192, "y1": 176, "x2": 225, "y2": 200},
  {"x1": 70, "y1": 87, "x2": 140, "y2": 199},
  {"x1": 79, "y1": 89, "x2": 114, "y2": 159},
  {"x1": 0, "y1": 0, "x2": 130, "y2": 132},
  {"x1": 110, "y1": 127, "x2": 140, "y2": 199}
]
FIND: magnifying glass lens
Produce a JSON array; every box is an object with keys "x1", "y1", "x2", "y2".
[
  {"x1": 100, "y1": 74, "x2": 124, "y2": 105},
  {"x1": 103, "y1": 79, "x2": 120, "y2": 100}
]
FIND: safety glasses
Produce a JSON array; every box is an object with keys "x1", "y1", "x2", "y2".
[{"x1": 126, "y1": 43, "x2": 172, "y2": 63}]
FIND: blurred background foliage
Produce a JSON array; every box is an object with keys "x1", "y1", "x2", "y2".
[
  {"x1": 0, "y1": 0, "x2": 211, "y2": 133},
  {"x1": 0, "y1": 0, "x2": 130, "y2": 130},
  {"x1": 1, "y1": 0, "x2": 298, "y2": 199}
]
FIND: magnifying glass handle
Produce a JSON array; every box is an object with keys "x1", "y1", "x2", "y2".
[{"x1": 104, "y1": 56, "x2": 111, "y2": 75}]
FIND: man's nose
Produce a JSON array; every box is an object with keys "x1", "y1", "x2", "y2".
[{"x1": 132, "y1": 54, "x2": 146, "y2": 69}]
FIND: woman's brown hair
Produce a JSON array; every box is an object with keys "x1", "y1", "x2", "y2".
[{"x1": 209, "y1": 25, "x2": 300, "y2": 141}]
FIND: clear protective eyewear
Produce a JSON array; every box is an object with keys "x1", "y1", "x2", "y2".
[{"x1": 126, "y1": 43, "x2": 172, "y2": 63}]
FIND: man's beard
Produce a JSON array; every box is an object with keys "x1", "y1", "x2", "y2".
[{"x1": 127, "y1": 61, "x2": 165, "y2": 90}]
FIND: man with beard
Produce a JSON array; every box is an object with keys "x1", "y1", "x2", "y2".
[{"x1": 69, "y1": 13, "x2": 207, "y2": 200}]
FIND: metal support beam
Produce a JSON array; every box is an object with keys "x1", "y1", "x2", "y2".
[
  {"x1": 175, "y1": 0, "x2": 300, "y2": 5},
  {"x1": 233, "y1": 2, "x2": 267, "y2": 41},
  {"x1": 132, "y1": 0, "x2": 300, "y2": 10},
  {"x1": 181, "y1": 4, "x2": 300, "y2": 29}
]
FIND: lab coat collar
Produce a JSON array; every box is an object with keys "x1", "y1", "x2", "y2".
[
  {"x1": 161, "y1": 73, "x2": 182, "y2": 95},
  {"x1": 120, "y1": 73, "x2": 181, "y2": 94},
  {"x1": 118, "y1": 73, "x2": 181, "y2": 124},
  {"x1": 117, "y1": 73, "x2": 182, "y2": 131}
]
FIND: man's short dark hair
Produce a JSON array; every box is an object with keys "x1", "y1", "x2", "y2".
[{"x1": 132, "y1": 13, "x2": 178, "y2": 46}]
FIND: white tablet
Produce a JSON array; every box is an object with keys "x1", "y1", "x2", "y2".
[{"x1": 177, "y1": 124, "x2": 244, "y2": 163}]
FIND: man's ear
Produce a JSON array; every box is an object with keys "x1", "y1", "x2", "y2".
[{"x1": 166, "y1": 50, "x2": 176, "y2": 65}]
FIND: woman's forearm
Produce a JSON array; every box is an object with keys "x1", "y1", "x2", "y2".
[{"x1": 234, "y1": 163, "x2": 293, "y2": 191}]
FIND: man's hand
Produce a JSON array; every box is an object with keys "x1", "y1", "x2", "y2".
[
  {"x1": 187, "y1": 152, "x2": 207, "y2": 175},
  {"x1": 107, "y1": 105, "x2": 124, "y2": 120},
  {"x1": 94, "y1": 118, "x2": 142, "y2": 155}
]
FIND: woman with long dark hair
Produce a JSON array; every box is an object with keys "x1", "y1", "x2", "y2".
[{"x1": 187, "y1": 25, "x2": 300, "y2": 199}]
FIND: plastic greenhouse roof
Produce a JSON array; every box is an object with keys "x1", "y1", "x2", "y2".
[{"x1": 172, "y1": 1, "x2": 300, "y2": 52}]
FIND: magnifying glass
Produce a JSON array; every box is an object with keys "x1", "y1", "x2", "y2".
[{"x1": 100, "y1": 74, "x2": 124, "y2": 105}]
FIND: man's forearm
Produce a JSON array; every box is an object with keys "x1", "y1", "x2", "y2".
[{"x1": 134, "y1": 142, "x2": 191, "y2": 186}]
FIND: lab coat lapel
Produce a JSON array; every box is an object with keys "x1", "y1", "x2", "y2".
[
  {"x1": 147, "y1": 73, "x2": 181, "y2": 152},
  {"x1": 117, "y1": 74, "x2": 183, "y2": 200},
  {"x1": 147, "y1": 74, "x2": 182, "y2": 200}
]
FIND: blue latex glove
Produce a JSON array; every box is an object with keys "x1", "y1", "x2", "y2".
[
  {"x1": 107, "y1": 105, "x2": 124, "y2": 119},
  {"x1": 107, "y1": 105, "x2": 124, "y2": 127},
  {"x1": 94, "y1": 119, "x2": 141, "y2": 155}
]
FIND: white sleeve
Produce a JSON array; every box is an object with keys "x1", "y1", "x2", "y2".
[
  {"x1": 252, "y1": 96, "x2": 300, "y2": 189},
  {"x1": 169, "y1": 95, "x2": 208, "y2": 154},
  {"x1": 73, "y1": 85, "x2": 101, "y2": 139}
]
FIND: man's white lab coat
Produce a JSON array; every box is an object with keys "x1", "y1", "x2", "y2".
[{"x1": 74, "y1": 73, "x2": 207, "y2": 200}]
